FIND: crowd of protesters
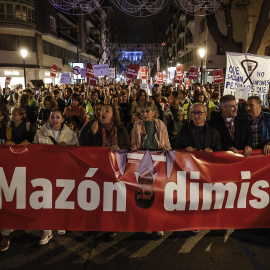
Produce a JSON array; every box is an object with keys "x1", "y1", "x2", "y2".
[{"x1": 1, "y1": 80, "x2": 270, "y2": 251}]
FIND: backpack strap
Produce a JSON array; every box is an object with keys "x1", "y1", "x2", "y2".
[{"x1": 48, "y1": 136, "x2": 58, "y2": 145}]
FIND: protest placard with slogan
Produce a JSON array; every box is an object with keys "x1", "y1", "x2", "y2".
[
  {"x1": 140, "y1": 66, "x2": 148, "y2": 80},
  {"x1": 93, "y1": 64, "x2": 110, "y2": 77},
  {"x1": 224, "y1": 52, "x2": 270, "y2": 106},
  {"x1": 50, "y1": 64, "x2": 58, "y2": 77},
  {"x1": 60, "y1": 73, "x2": 70, "y2": 84},
  {"x1": 176, "y1": 64, "x2": 184, "y2": 80},
  {"x1": 188, "y1": 66, "x2": 198, "y2": 80},
  {"x1": 108, "y1": 68, "x2": 115, "y2": 79},
  {"x1": 213, "y1": 68, "x2": 224, "y2": 84}
]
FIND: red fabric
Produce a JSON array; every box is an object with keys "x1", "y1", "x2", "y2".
[
  {"x1": 1, "y1": 145, "x2": 270, "y2": 231},
  {"x1": 189, "y1": 66, "x2": 198, "y2": 80}
]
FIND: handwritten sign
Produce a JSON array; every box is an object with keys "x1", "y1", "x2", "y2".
[
  {"x1": 235, "y1": 86, "x2": 249, "y2": 100},
  {"x1": 93, "y1": 64, "x2": 110, "y2": 77},
  {"x1": 80, "y1": 68, "x2": 86, "y2": 78},
  {"x1": 225, "y1": 52, "x2": 270, "y2": 106},
  {"x1": 50, "y1": 64, "x2": 58, "y2": 77},
  {"x1": 60, "y1": 73, "x2": 70, "y2": 84},
  {"x1": 108, "y1": 68, "x2": 116, "y2": 79}
]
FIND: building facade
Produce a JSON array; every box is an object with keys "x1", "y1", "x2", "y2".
[{"x1": 0, "y1": 0, "x2": 103, "y2": 88}]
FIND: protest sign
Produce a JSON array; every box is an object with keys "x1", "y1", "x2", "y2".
[
  {"x1": 188, "y1": 66, "x2": 198, "y2": 80},
  {"x1": 60, "y1": 73, "x2": 70, "y2": 84},
  {"x1": 50, "y1": 64, "x2": 58, "y2": 77},
  {"x1": 93, "y1": 64, "x2": 110, "y2": 77},
  {"x1": 213, "y1": 68, "x2": 224, "y2": 84},
  {"x1": 224, "y1": 52, "x2": 270, "y2": 106}
]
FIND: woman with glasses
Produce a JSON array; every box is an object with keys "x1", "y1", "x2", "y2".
[{"x1": 175, "y1": 103, "x2": 221, "y2": 154}]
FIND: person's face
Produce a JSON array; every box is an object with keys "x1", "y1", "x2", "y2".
[
  {"x1": 200, "y1": 86, "x2": 206, "y2": 93},
  {"x1": 139, "y1": 92, "x2": 146, "y2": 102},
  {"x1": 80, "y1": 93, "x2": 86, "y2": 100},
  {"x1": 141, "y1": 108, "x2": 155, "y2": 122},
  {"x1": 132, "y1": 114, "x2": 139, "y2": 122},
  {"x1": 121, "y1": 95, "x2": 128, "y2": 103},
  {"x1": 198, "y1": 95, "x2": 205, "y2": 103},
  {"x1": 136, "y1": 184, "x2": 154, "y2": 200},
  {"x1": 177, "y1": 113, "x2": 184, "y2": 122},
  {"x1": 112, "y1": 98, "x2": 118, "y2": 106},
  {"x1": 173, "y1": 101, "x2": 180, "y2": 109},
  {"x1": 44, "y1": 101, "x2": 52, "y2": 109},
  {"x1": 94, "y1": 105, "x2": 103, "y2": 120},
  {"x1": 191, "y1": 105, "x2": 207, "y2": 126},
  {"x1": 179, "y1": 92, "x2": 185, "y2": 100},
  {"x1": 222, "y1": 100, "x2": 238, "y2": 118},
  {"x1": 53, "y1": 94, "x2": 60, "y2": 101},
  {"x1": 91, "y1": 93, "x2": 98, "y2": 102},
  {"x1": 12, "y1": 111, "x2": 23, "y2": 123},
  {"x1": 71, "y1": 99, "x2": 79, "y2": 107},
  {"x1": 131, "y1": 91, "x2": 136, "y2": 100},
  {"x1": 50, "y1": 111, "x2": 64, "y2": 130},
  {"x1": 65, "y1": 90, "x2": 70, "y2": 96},
  {"x1": 101, "y1": 105, "x2": 113, "y2": 124},
  {"x1": 246, "y1": 99, "x2": 261, "y2": 119},
  {"x1": 104, "y1": 88, "x2": 110, "y2": 95}
]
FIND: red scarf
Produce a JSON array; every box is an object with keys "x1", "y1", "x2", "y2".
[{"x1": 101, "y1": 122, "x2": 118, "y2": 147}]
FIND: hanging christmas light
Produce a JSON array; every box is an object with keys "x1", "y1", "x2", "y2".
[
  {"x1": 174, "y1": 0, "x2": 223, "y2": 15},
  {"x1": 48, "y1": 0, "x2": 104, "y2": 15},
  {"x1": 113, "y1": 0, "x2": 167, "y2": 17}
]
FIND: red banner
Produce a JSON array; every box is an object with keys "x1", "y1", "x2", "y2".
[
  {"x1": 185, "y1": 78, "x2": 190, "y2": 91},
  {"x1": 126, "y1": 64, "x2": 140, "y2": 79},
  {"x1": 189, "y1": 66, "x2": 198, "y2": 80},
  {"x1": 140, "y1": 66, "x2": 148, "y2": 80},
  {"x1": 174, "y1": 71, "x2": 182, "y2": 84},
  {"x1": 156, "y1": 72, "x2": 163, "y2": 84},
  {"x1": 86, "y1": 63, "x2": 96, "y2": 86},
  {"x1": 1, "y1": 145, "x2": 270, "y2": 232},
  {"x1": 50, "y1": 64, "x2": 58, "y2": 77},
  {"x1": 176, "y1": 64, "x2": 184, "y2": 80},
  {"x1": 213, "y1": 68, "x2": 224, "y2": 84},
  {"x1": 163, "y1": 73, "x2": 168, "y2": 83}
]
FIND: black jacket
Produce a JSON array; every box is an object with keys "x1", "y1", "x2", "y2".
[
  {"x1": 175, "y1": 122, "x2": 221, "y2": 151},
  {"x1": 208, "y1": 112, "x2": 253, "y2": 150},
  {"x1": 78, "y1": 119, "x2": 131, "y2": 149}
]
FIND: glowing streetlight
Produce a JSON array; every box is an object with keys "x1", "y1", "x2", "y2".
[
  {"x1": 20, "y1": 49, "x2": 28, "y2": 88},
  {"x1": 198, "y1": 48, "x2": 205, "y2": 84}
]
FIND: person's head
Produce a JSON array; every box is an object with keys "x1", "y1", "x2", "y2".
[
  {"x1": 120, "y1": 91, "x2": 128, "y2": 103},
  {"x1": 111, "y1": 95, "x2": 119, "y2": 107},
  {"x1": 104, "y1": 95, "x2": 111, "y2": 105},
  {"x1": 53, "y1": 89, "x2": 61, "y2": 100},
  {"x1": 65, "y1": 87, "x2": 73, "y2": 97},
  {"x1": 171, "y1": 90, "x2": 179, "y2": 100},
  {"x1": 190, "y1": 103, "x2": 207, "y2": 126},
  {"x1": 104, "y1": 87, "x2": 110, "y2": 96},
  {"x1": 177, "y1": 108, "x2": 185, "y2": 122},
  {"x1": 132, "y1": 112, "x2": 141, "y2": 122},
  {"x1": 23, "y1": 89, "x2": 34, "y2": 97},
  {"x1": 200, "y1": 85, "x2": 206, "y2": 93},
  {"x1": 179, "y1": 90, "x2": 187, "y2": 100},
  {"x1": 172, "y1": 98, "x2": 180, "y2": 110},
  {"x1": 247, "y1": 96, "x2": 262, "y2": 119},
  {"x1": 0, "y1": 108, "x2": 7, "y2": 127},
  {"x1": 135, "y1": 170, "x2": 155, "y2": 209},
  {"x1": 101, "y1": 104, "x2": 121, "y2": 126},
  {"x1": 12, "y1": 107, "x2": 25, "y2": 123},
  {"x1": 211, "y1": 90, "x2": 220, "y2": 101},
  {"x1": 50, "y1": 109, "x2": 64, "y2": 131},
  {"x1": 79, "y1": 91, "x2": 86, "y2": 101},
  {"x1": 89, "y1": 90, "x2": 99, "y2": 102},
  {"x1": 42, "y1": 95, "x2": 57, "y2": 109},
  {"x1": 71, "y1": 93, "x2": 80, "y2": 108},
  {"x1": 140, "y1": 101, "x2": 157, "y2": 122},
  {"x1": 94, "y1": 102, "x2": 104, "y2": 120},
  {"x1": 18, "y1": 93, "x2": 30, "y2": 108},
  {"x1": 130, "y1": 90, "x2": 137, "y2": 100},
  {"x1": 197, "y1": 93, "x2": 206, "y2": 103},
  {"x1": 220, "y1": 95, "x2": 237, "y2": 118},
  {"x1": 136, "y1": 89, "x2": 148, "y2": 102}
]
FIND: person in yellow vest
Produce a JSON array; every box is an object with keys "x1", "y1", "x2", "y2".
[
  {"x1": 206, "y1": 90, "x2": 221, "y2": 120},
  {"x1": 178, "y1": 90, "x2": 192, "y2": 120}
]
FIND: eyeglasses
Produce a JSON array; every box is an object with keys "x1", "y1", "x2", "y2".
[{"x1": 191, "y1": 111, "x2": 205, "y2": 116}]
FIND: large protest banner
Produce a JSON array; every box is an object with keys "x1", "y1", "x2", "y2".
[
  {"x1": 224, "y1": 52, "x2": 270, "y2": 106},
  {"x1": 1, "y1": 145, "x2": 270, "y2": 232}
]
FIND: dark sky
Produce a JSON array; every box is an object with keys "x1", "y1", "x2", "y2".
[{"x1": 106, "y1": 0, "x2": 168, "y2": 43}]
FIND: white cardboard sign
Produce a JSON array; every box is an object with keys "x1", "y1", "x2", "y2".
[
  {"x1": 235, "y1": 86, "x2": 249, "y2": 100},
  {"x1": 93, "y1": 64, "x2": 110, "y2": 77},
  {"x1": 108, "y1": 68, "x2": 116, "y2": 79},
  {"x1": 60, "y1": 73, "x2": 71, "y2": 84}
]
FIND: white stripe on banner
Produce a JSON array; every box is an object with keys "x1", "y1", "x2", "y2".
[{"x1": 127, "y1": 153, "x2": 166, "y2": 162}]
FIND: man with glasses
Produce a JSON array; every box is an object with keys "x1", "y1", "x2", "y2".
[
  {"x1": 175, "y1": 103, "x2": 221, "y2": 154},
  {"x1": 208, "y1": 95, "x2": 253, "y2": 157}
]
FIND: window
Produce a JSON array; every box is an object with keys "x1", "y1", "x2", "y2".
[
  {"x1": 7, "y1": 4, "x2": 14, "y2": 20},
  {"x1": 15, "y1": 5, "x2": 21, "y2": 20},
  {"x1": 0, "y1": 3, "x2": 5, "y2": 18},
  {"x1": 50, "y1": 16, "x2": 56, "y2": 31},
  {"x1": 22, "y1": 6, "x2": 27, "y2": 21}
]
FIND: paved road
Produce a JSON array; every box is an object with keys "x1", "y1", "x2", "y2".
[{"x1": 1, "y1": 229, "x2": 270, "y2": 270}]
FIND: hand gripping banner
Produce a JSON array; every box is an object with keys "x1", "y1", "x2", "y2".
[{"x1": 1, "y1": 145, "x2": 270, "y2": 231}]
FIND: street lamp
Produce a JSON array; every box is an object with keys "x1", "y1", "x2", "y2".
[
  {"x1": 199, "y1": 48, "x2": 205, "y2": 84},
  {"x1": 20, "y1": 49, "x2": 28, "y2": 88}
]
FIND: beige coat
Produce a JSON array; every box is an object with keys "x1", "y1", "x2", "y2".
[
  {"x1": 33, "y1": 123, "x2": 79, "y2": 146},
  {"x1": 131, "y1": 119, "x2": 171, "y2": 150}
]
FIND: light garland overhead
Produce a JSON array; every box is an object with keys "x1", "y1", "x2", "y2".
[
  {"x1": 174, "y1": 0, "x2": 223, "y2": 15},
  {"x1": 113, "y1": 0, "x2": 167, "y2": 17},
  {"x1": 48, "y1": 0, "x2": 104, "y2": 15},
  {"x1": 48, "y1": 0, "x2": 223, "y2": 16}
]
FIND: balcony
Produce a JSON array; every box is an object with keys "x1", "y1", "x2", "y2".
[
  {"x1": 177, "y1": 25, "x2": 185, "y2": 37},
  {"x1": 186, "y1": 14, "x2": 194, "y2": 28}
]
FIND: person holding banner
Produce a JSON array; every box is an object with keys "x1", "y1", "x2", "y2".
[
  {"x1": 246, "y1": 96, "x2": 270, "y2": 155},
  {"x1": 33, "y1": 109, "x2": 79, "y2": 245},
  {"x1": 208, "y1": 95, "x2": 253, "y2": 157},
  {"x1": 175, "y1": 103, "x2": 221, "y2": 154}
]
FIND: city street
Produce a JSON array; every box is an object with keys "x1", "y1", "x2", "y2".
[{"x1": 1, "y1": 229, "x2": 270, "y2": 270}]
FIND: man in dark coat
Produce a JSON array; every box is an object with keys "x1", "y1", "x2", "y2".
[
  {"x1": 208, "y1": 94, "x2": 253, "y2": 157},
  {"x1": 175, "y1": 103, "x2": 221, "y2": 155}
]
